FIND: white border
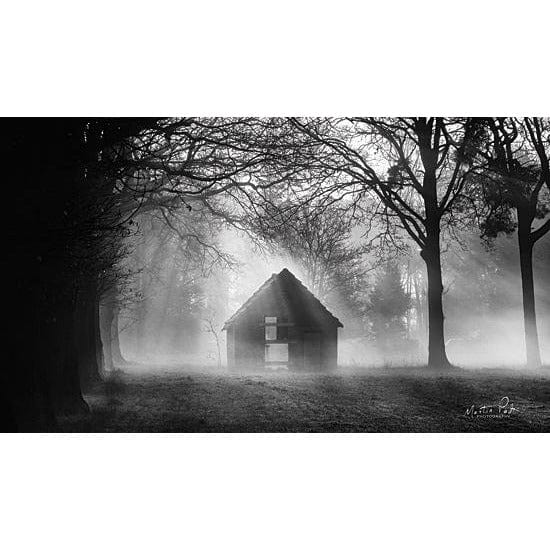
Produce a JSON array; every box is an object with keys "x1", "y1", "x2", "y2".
[
  {"x1": 1, "y1": 1, "x2": 549, "y2": 115},
  {"x1": 1, "y1": 434, "x2": 549, "y2": 549},
  {"x1": 1, "y1": 2, "x2": 549, "y2": 548}
]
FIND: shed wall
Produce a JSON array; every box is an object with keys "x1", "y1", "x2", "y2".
[{"x1": 225, "y1": 273, "x2": 341, "y2": 372}]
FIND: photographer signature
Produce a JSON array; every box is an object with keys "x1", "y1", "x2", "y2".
[{"x1": 464, "y1": 396, "x2": 520, "y2": 419}]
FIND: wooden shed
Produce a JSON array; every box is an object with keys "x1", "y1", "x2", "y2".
[{"x1": 223, "y1": 268, "x2": 343, "y2": 371}]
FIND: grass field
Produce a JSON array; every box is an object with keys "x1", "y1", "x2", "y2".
[{"x1": 59, "y1": 364, "x2": 550, "y2": 432}]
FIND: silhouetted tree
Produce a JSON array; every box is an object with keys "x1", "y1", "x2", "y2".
[
  {"x1": 479, "y1": 117, "x2": 550, "y2": 368},
  {"x1": 3, "y1": 117, "x2": 294, "y2": 430},
  {"x1": 289, "y1": 118, "x2": 485, "y2": 368},
  {"x1": 5, "y1": 118, "x2": 159, "y2": 429}
]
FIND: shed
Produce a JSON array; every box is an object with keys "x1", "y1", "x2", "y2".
[{"x1": 223, "y1": 268, "x2": 343, "y2": 371}]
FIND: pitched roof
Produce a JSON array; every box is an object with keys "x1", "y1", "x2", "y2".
[{"x1": 223, "y1": 268, "x2": 343, "y2": 329}]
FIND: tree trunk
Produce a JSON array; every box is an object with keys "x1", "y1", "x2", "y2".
[
  {"x1": 5, "y1": 279, "x2": 58, "y2": 431},
  {"x1": 94, "y1": 296, "x2": 104, "y2": 375},
  {"x1": 415, "y1": 120, "x2": 452, "y2": 369},
  {"x1": 212, "y1": 329, "x2": 222, "y2": 369},
  {"x1": 111, "y1": 306, "x2": 127, "y2": 366},
  {"x1": 52, "y1": 294, "x2": 89, "y2": 416},
  {"x1": 76, "y1": 278, "x2": 103, "y2": 390},
  {"x1": 412, "y1": 274, "x2": 425, "y2": 341},
  {"x1": 421, "y1": 227, "x2": 452, "y2": 369},
  {"x1": 517, "y1": 212, "x2": 542, "y2": 369},
  {"x1": 99, "y1": 303, "x2": 114, "y2": 372},
  {"x1": 6, "y1": 261, "x2": 88, "y2": 430}
]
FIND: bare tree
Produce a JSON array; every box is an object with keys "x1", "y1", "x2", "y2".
[
  {"x1": 4, "y1": 117, "x2": 296, "y2": 429},
  {"x1": 203, "y1": 319, "x2": 222, "y2": 369},
  {"x1": 250, "y1": 199, "x2": 370, "y2": 301},
  {"x1": 289, "y1": 118, "x2": 485, "y2": 369},
  {"x1": 479, "y1": 117, "x2": 550, "y2": 368}
]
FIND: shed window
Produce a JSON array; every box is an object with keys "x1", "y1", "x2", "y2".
[
  {"x1": 264, "y1": 316, "x2": 289, "y2": 341},
  {"x1": 265, "y1": 316, "x2": 277, "y2": 340},
  {"x1": 265, "y1": 343, "x2": 289, "y2": 363}
]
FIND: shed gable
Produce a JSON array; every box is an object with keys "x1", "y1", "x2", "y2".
[{"x1": 223, "y1": 268, "x2": 343, "y2": 329}]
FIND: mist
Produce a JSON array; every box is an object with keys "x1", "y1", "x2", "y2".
[
  {"x1": 7, "y1": 116, "x2": 550, "y2": 436},
  {"x1": 117, "y1": 219, "x2": 550, "y2": 371}
]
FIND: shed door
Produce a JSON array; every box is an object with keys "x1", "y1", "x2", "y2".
[{"x1": 303, "y1": 332, "x2": 321, "y2": 370}]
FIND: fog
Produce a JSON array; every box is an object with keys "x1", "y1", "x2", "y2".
[{"x1": 117, "y1": 216, "x2": 550, "y2": 370}]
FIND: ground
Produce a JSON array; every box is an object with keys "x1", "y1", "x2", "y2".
[{"x1": 59, "y1": 364, "x2": 550, "y2": 432}]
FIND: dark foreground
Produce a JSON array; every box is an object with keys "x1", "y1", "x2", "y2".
[{"x1": 59, "y1": 365, "x2": 550, "y2": 432}]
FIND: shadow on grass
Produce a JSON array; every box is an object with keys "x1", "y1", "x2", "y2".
[{"x1": 57, "y1": 364, "x2": 550, "y2": 433}]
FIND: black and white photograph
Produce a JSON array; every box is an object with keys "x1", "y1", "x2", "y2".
[
  {"x1": 1, "y1": 2, "x2": 548, "y2": 549},
  {"x1": 4, "y1": 117, "x2": 550, "y2": 433}
]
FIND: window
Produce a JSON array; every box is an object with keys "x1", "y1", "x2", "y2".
[
  {"x1": 264, "y1": 317, "x2": 289, "y2": 366},
  {"x1": 264, "y1": 316, "x2": 290, "y2": 341},
  {"x1": 265, "y1": 316, "x2": 277, "y2": 340},
  {"x1": 265, "y1": 343, "x2": 289, "y2": 363}
]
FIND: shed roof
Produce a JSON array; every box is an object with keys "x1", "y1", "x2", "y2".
[{"x1": 223, "y1": 268, "x2": 343, "y2": 329}]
